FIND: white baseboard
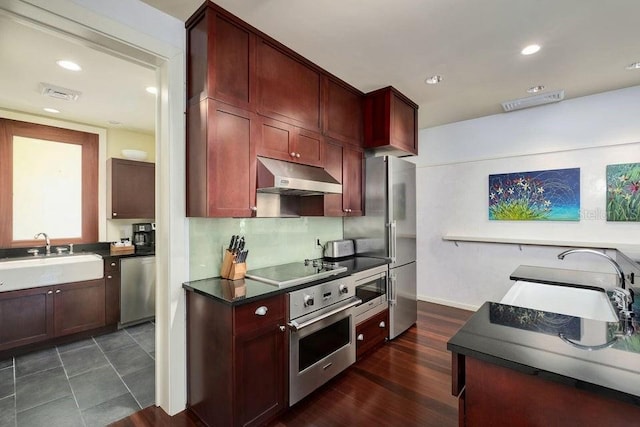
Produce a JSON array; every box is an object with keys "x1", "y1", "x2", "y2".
[{"x1": 417, "y1": 294, "x2": 480, "y2": 312}]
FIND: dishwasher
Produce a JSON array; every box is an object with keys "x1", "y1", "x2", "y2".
[{"x1": 120, "y1": 256, "x2": 156, "y2": 326}]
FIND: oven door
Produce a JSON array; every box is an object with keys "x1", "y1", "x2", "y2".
[
  {"x1": 288, "y1": 297, "x2": 360, "y2": 406},
  {"x1": 353, "y1": 267, "x2": 388, "y2": 323}
]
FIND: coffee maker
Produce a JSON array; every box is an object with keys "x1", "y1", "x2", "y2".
[{"x1": 132, "y1": 222, "x2": 155, "y2": 254}]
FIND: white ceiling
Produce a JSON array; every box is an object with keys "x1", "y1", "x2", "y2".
[
  {"x1": 1, "y1": 0, "x2": 639, "y2": 133},
  {"x1": 0, "y1": 14, "x2": 157, "y2": 133},
  {"x1": 142, "y1": 0, "x2": 640, "y2": 128}
]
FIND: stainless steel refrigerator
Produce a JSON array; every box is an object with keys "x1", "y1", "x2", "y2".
[{"x1": 344, "y1": 155, "x2": 417, "y2": 339}]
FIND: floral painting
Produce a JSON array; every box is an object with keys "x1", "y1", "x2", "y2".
[
  {"x1": 606, "y1": 162, "x2": 640, "y2": 222},
  {"x1": 489, "y1": 168, "x2": 580, "y2": 221}
]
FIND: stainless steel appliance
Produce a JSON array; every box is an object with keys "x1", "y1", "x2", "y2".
[
  {"x1": 120, "y1": 255, "x2": 156, "y2": 326},
  {"x1": 344, "y1": 155, "x2": 417, "y2": 339},
  {"x1": 287, "y1": 275, "x2": 360, "y2": 405},
  {"x1": 132, "y1": 222, "x2": 155, "y2": 254},
  {"x1": 245, "y1": 259, "x2": 347, "y2": 288},
  {"x1": 352, "y1": 264, "x2": 388, "y2": 323}
]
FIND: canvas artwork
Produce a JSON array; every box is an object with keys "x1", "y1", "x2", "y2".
[
  {"x1": 606, "y1": 162, "x2": 640, "y2": 222},
  {"x1": 489, "y1": 168, "x2": 580, "y2": 221}
]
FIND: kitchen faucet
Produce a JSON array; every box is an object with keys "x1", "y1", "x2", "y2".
[
  {"x1": 557, "y1": 248, "x2": 625, "y2": 289},
  {"x1": 557, "y1": 248, "x2": 634, "y2": 327},
  {"x1": 34, "y1": 232, "x2": 51, "y2": 255}
]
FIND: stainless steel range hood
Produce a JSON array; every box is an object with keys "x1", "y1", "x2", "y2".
[{"x1": 256, "y1": 157, "x2": 342, "y2": 196}]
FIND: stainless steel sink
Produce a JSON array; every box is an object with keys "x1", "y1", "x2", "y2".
[
  {"x1": 0, "y1": 254, "x2": 103, "y2": 292},
  {"x1": 500, "y1": 280, "x2": 619, "y2": 322}
]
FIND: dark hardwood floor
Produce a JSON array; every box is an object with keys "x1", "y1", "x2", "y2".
[{"x1": 110, "y1": 301, "x2": 473, "y2": 427}]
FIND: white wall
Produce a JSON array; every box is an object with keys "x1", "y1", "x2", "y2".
[{"x1": 415, "y1": 86, "x2": 640, "y2": 310}]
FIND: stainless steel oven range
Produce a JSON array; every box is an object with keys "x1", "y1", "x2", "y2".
[{"x1": 287, "y1": 275, "x2": 360, "y2": 405}]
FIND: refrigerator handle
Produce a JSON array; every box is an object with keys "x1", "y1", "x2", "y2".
[
  {"x1": 388, "y1": 272, "x2": 397, "y2": 305},
  {"x1": 387, "y1": 220, "x2": 397, "y2": 263}
]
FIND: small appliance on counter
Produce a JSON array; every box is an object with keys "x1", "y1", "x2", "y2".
[{"x1": 133, "y1": 222, "x2": 155, "y2": 254}]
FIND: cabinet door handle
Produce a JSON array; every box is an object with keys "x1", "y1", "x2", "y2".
[
  {"x1": 357, "y1": 333, "x2": 364, "y2": 341},
  {"x1": 279, "y1": 325, "x2": 286, "y2": 332},
  {"x1": 255, "y1": 306, "x2": 268, "y2": 316},
  {"x1": 107, "y1": 275, "x2": 113, "y2": 279},
  {"x1": 55, "y1": 289, "x2": 61, "y2": 294},
  {"x1": 0, "y1": 282, "x2": 3, "y2": 286},
  {"x1": 296, "y1": 153, "x2": 301, "y2": 158},
  {"x1": 113, "y1": 212, "x2": 118, "y2": 217},
  {"x1": 379, "y1": 321, "x2": 386, "y2": 328},
  {"x1": 250, "y1": 206, "x2": 257, "y2": 212},
  {"x1": 47, "y1": 290, "x2": 53, "y2": 295},
  {"x1": 290, "y1": 152, "x2": 296, "y2": 158},
  {"x1": 110, "y1": 262, "x2": 116, "y2": 267}
]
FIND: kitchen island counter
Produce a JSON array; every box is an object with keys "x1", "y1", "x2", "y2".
[{"x1": 448, "y1": 300, "x2": 640, "y2": 425}]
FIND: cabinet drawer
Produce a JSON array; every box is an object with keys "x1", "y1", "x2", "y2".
[
  {"x1": 356, "y1": 308, "x2": 388, "y2": 359},
  {"x1": 234, "y1": 294, "x2": 285, "y2": 336},
  {"x1": 104, "y1": 257, "x2": 120, "y2": 274}
]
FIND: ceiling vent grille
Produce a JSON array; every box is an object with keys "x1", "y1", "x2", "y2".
[
  {"x1": 501, "y1": 90, "x2": 565, "y2": 112},
  {"x1": 39, "y1": 83, "x2": 81, "y2": 102}
]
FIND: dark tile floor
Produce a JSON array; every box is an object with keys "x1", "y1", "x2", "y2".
[{"x1": 0, "y1": 321, "x2": 155, "y2": 427}]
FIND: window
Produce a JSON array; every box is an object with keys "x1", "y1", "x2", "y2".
[{"x1": 0, "y1": 118, "x2": 98, "y2": 247}]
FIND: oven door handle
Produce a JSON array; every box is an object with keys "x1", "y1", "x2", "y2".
[{"x1": 288, "y1": 298, "x2": 362, "y2": 332}]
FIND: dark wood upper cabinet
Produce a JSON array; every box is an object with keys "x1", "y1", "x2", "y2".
[
  {"x1": 256, "y1": 39, "x2": 321, "y2": 132},
  {"x1": 322, "y1": 77, "x2": 364, "y2": 146},
  {"x1": 107, "y1": 158, "x2": 155, "y2": 219},
  {"x1": 187, "y1": 99, "x2": 257, "y2": 217},
  {"x1": 256, "y1": 116, "x2": 323, "y2": 167},
  {"x1": 186, "y1": 3, "x2": 255, "y2": 109},
  {"x1": 364, "y1": 86, "x2": 419, "y2": 156},
  {"x1": 312, "y1": 139, "x2": 363, "y2": 217}
]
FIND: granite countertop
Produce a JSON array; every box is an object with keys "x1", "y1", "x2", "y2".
[
  {"x1": 182, "y1": 256, "x2": 390, "y2": 306},
  {"x1": 448, "y1": 300, "x2": 640, "y2": 405},
  {"x1": 0, "y1": 242, "x2": 154, "y2": 260}
]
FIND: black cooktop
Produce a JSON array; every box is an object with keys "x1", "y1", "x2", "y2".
[{"x1": 245, "y1": 260, "x2": 347, "y2": 288}]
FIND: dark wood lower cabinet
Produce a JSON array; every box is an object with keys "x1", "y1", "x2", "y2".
[
  {"x1": 187, "y1": 291, "x2": 287, "y2": 427},
  {"x1": 54, "y1": 279, "x2": 106, "y2": 337},
  {"x1": 0, "y1": 273, "x2": 115, "y2": 354},
  {"x1": 0, "y1": 286, "x2": 54, "y2": 351},
  {"x1": 355, "y1": 309, "x2": 388, "y2": 360},
  {"x1": 458, "y1": 356, "x2": 640, "y2": 426}
]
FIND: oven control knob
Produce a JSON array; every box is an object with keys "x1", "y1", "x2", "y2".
[
  {"x1": 339, "y1": 284, "x2": 349, "y2": 294},
  {"x1": 304, "y1": 295, "x2": 314, "y2": 307}
]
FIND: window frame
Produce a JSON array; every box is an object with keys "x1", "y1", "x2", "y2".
[{"x1": 0, "y1": 118, "x2": 98, "y2": 248}]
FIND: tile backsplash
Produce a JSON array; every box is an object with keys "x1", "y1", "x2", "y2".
[{"x1": 189, "y1": 217, "x2": 343, "y2": 281}]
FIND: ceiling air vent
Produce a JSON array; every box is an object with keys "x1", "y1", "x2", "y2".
[
  {"x1": 39, "y1": 83, "x2": 81, "y2": 102},
  {"x1": 501, "y1": 90, "x2": 565, "y2": 112}
]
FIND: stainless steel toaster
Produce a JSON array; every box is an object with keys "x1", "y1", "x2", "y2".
[{"x1": 323, "y1": 239, "x2": 355, "y2": 259}]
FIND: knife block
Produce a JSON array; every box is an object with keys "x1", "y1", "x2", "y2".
[
  {"x1": 220, "y1": 250, "x2": 235, "y2": 279},
  {"x1": 227, "y1": 262, "x2": 246, "y2": 281},
  {"x1": 221, "y1": 250, "x2": 247, "y2": 280}
]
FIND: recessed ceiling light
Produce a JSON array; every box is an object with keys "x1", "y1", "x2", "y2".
[
  {"x1": 146, "y1": 86, "x2": 158, "y2": 95},
  {"x1": 425, "y1": 75, "x2": 443, "y2": 85},
  {"x1": 43, "y1": 108, "x2": 60, "y2": 113},
  {"x1": 521, "y1": 44, "x2": 541, "y2": 55},
  {"x1": 56, "y1": 60, "x2": 82, "y2": 71},
  {"x1": 527, "y1": 85, "x2": 545, "y2": 94},
  {"x1": 625, "y1": 62, "x2": 640, "y2": 70}
]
